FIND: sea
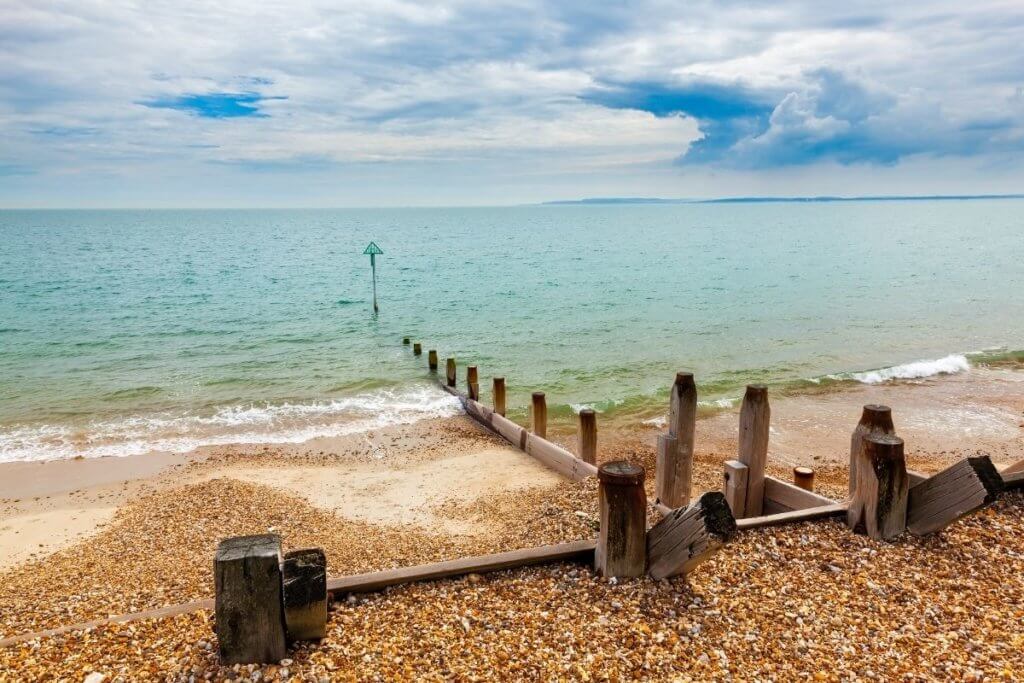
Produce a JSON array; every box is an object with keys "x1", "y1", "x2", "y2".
[{"x1": 2, "y1": 200, "x2": 1023, "y2": 462}]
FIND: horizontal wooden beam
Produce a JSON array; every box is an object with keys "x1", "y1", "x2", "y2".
[
  {"x1": 763, "y1": 476, "x2": 837, "y2": 511},
  {"x1": 1001, "y1": 470, "x2": 1024, "y2": 490},
  {"x1": 736, "y1": 502, "x2": 847, "y2": 531},
  {"x1": 326, "y1": 539, "x2": 596, "y2": 595},
  {"x1": 1001, "y1": 460, "x2": 1024, "y2": 476}
]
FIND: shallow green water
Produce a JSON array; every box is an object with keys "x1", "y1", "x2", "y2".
[{"x1": 2, "y1": 201, "x2": 1022, "y2": 461}]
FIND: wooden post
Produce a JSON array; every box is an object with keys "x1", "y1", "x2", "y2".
[
  {"x1": 531, "y1": 391, "x2": 547, "y2": 439},
  {"x1": 493, "y1": 377, "x2": 506, "y2": 416},
  {"x1": 647, "y1": 492, "x2": 737, "y2": 579},
  {"x1": 658, "y1": 372, "x2": 696, "y2": 508},
  {"x1": 655, "y1": 434, "x2": 678, "y2": 507},
  {"x1": 467, "y1": 366, "x2": 480, "y2": 401},
  {"x1": 413, "y1": 342, "x2": 422, "y2": 356},
  {"x1": 402, "y1": 337, "x2": 410, "y2": 345},
  {"x1": 577, "y1": 408, "x2": 597, "y2": 465},
  {"x1": 283, "y1": 548, "x2": 327, "y2": 641},
  {"x1": 214, "y1": 534, "x2": 287, "y2": 664},
  {"x1": 427, "y1": 349, "x2": 438, "y2": 372},
  {"x1": 850, "y1": 404, "x2": 895, "y2": 495},
  {"x1": 847, "y1": 434, "x2": 908, "y2": 541},
  {"x1": 446, "y1": 358, "x2": 457, "y2": 388},
  {"x1": 737, "y1": 384, "x2": 770, "y2": 516},
  {"x1": 907, "y1": 456, "x2": 1003, "y2": 536},
  {"x1": 723, "y1": 460, "x2": 749, "y2": 518},
  {"x1": 595, "y1": 461, "x2": 646, "y2": 578},
  {"x1": 793, "y1": 467, "x2": 815, "y2": 491}
]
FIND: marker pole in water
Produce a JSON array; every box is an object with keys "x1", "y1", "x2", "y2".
[{"x1": 363, "y1": 242, "x2": 384, "y2": 313}]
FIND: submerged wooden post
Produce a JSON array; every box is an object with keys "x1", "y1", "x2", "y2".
[
  {"x1": 283, "y1": 548, "x2": 327, "y2": 641},
  {"x1": 402, "y1": 337, "x2": 410, "y2": 345},
  {"x1": 446, "y1": 358, "x2": 457, "y2": 388},
  {"x1": 214, "y1": 534, "x2": 287, "y2": 664},
  {"x1": 427, "y1": 349, "x2": 438, "y2": 372},
  {"x1": 723, "y1": 459, "x2": 749, "y2": 518},
  {"x1": 850, "y1": 404, "x2": 895, "y2": 495},
  {"x1": 466, "y1": 366, "x2": 480, "y2": 401},
  {"x1": 595, "y1": 461, "x2": 646, "y2": 578},
  {"x1": 658, "y1": 372, "x2": 697, "y2": 509},
  {"x1": 848, "y1": 434, "x2": 908, "y2": 541},
  {"x1": 493, "y1": 377, "x2": 506, "y2": 416},
  {"x1": 793, "y1": 467, "x2": 815, "y2": 491},
  {"x1": 413, "y1": 342, "x2": 422, "y2": 356},
  {"x1": 737, "y1": 384, "x2": 770, "y2": 516},
  {"x1": 577, "y1": 408, "x2": 597, "y2": 465},
  {"x1": 531, "y1": 391, "x2": 547, "y2": 439}
]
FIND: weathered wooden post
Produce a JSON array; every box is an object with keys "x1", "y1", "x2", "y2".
[
  {"x1": 466, "y1": 366, "x2": 480, "y2": 401},
  {"x1": 595, "y1": 461, "x2": 646, "y2": 578},
  {"x1": 850, "y1": 404, "x2": 895, "y2": 494},
  {"x1": 282, "y1": 548, "x2": 327, "y2": 641},
  {"x1": 446, "y1": 358, "x2": 457, "y2": 388},
  {"x1": 657, "y1": 372, "x2": 697, "y2": 509},
  {"x1": 723, "y1": 460, "x2": 749, "y2": 518},
  {"x1": 427, "y1": 349, "x2": 438, "y2": 372},
  {"x1": 402, "y1": 337, "x2": 410, "y2": 345},
  {"x1": 214, "y1": 534, "x2": 287, "y2": 664},
  {"x1": 577, "y1": 408, "x2": 597, "y2": 465},
  {"x1": 413, "y1": 342, "x2": 422, "y2": 356},
  {"x1": 848, "y1": 434, "x2": 908, "y2": 541},
  {"x1": 793, "y1": 467, "x2": 815, "y2": 491},
  {"x1": 737, "y1": 384, "x2": 770, "y2": 516},
  {"x1": 531, "y1": 391, "x2": 547, "y2": 439},
  {"x1": 907, "y1": 456, "x2": 1003, "y2": 536},
  {"x1": 493, "y1": 377, "x2": 506, "y2": 416}
]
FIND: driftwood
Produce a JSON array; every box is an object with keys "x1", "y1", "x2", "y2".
[
  {"x1": 658, "y1": 372, "x2": 696, "y2": 509},
  {"x1": 737, "y1": 385, "x2": 770, "y2": 516},
  {"x1": 577, "y1": 408, "x2": 597, "y2": 465},
  {"x1": 849, "y1": 405, "x2": 895, "y2": 494},
  {"x1": 723, "y1": 459, "x2": 749, "y2": 518},
  {"x1": 282, "y1": 548, "x2": 327, "y2": 641},
  {"x1": 214, "y1": 534, "x2": 287, "y2": 665},
  {"x1": 647, "y1": 492, "x2": 736, "y2": 579},
  {"x1": 595, "y1": 461, "x2": 647, "y2": 578},
  {"x1": 847, "y1": 434, "x2": 908, "y2": 541},
  {"x1": 907, "y1": 456, "x2": 1003, "y2": 536}
]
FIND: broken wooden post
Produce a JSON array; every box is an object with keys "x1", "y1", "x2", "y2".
[
  {"x1": 657, "y1": 372, "x2": 697, "y2": 509},
  {"x1": 427, "y1": 349, "x2": 438, "y2": 372},
  {"x1": 283, "y1": 548, "x2": 327, "y2": 641},
  {"x1": 214, "y1": 534, "x2": 287, "y2": 665},
  {"x1": 595, "y1": 461, "x2": 646, "y2": 578},
  {"x1": 467, "y1": 366, "x2": 480, "y2": 401},
  {"x1": 446, "y1": 358, "x2": 457, "y2": 388},
  {"x1": 907, "y1": 456, "x2": 1003, "y2": 536},
  {"x1": 737, "y1": 384, "x2": 770, "y2": 516},
  {"x1": 413, "y1": 342, "x2": 422, "y2": 356},
  {"x1": 723, "y1": 459, "x2": 749, "y2": 518},
  {"x1": 402, "y1": 337, "x2": 410, "y2": 345},
  {"x1": 793, "y1": 467, "x2": 815, "y2": 491},
  {"x1": 493, "y1": 377, "x2": 506, "y2": 416},
  {"x1": 850, "y1": 404, "x2": 895, "y2": 495},
  {"x1": 531, "y1": 391, "x2": 547, "y2": 439},
  {"x1": 647, "y1": 492, "x2": 737, "y2": 579},
  {"x1": 577, "y1": 408, "x2": 597, "y2": 465},
  {"x1": 847, "y1": 434, "x2": 908, "y2": 541}
]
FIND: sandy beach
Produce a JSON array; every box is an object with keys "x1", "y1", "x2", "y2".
[{"x1": 1, "y1": 368, "x2": 1022, "y2": 680}]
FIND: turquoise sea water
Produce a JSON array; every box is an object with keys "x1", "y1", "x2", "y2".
[{"x1": 2, "y1": 201, "x2": 1023, "y2": 461}]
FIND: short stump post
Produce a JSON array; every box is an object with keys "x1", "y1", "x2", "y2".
[
  {"x1": 531, "y1": 391, "x2": 547, "y2": 439},
  {"x1": 214, "y1": 534, "x2": 287, "y2": 665},
  {"x1": 850, "y1": 404, "x2": 895, "y2": 495},
  {"x1": 427, "y1": 349, "x2": 438, "y2": 372},
  {"x1": 595, "y1": 461, "x2": 646, "y2": 578},
  {"x1": 413, "y1": 342, "x2": 422, "y2": 356},
  {"x1": 577, "y1": 408, "x2": 597, "y2": 465},
  {"x1": 283, "y1": 548, "x2": 327, "y2": 641},
  {"x1": 402, "y1": 337, "x2": 410, "y2": 345},
  {"x1": 467, "y1": 366, "x2": 480, "y2": 401},
  {"x1": 446, "y1": 358, "x2": 457, "y2": 388},
  {"x1": 493, "y1": 377, "x2": 507, "y2": 416},
  {"x1": 793, "y1": 466, "x2": 815, "y2": 491},
  {"x1": 848, "y1": 434, "x2": 909, "y2": 541}
]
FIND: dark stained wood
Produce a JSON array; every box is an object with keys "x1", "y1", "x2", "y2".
[
  {"x1": 737, "y1": 384, "x2": 770, "y2": 516},
  {"x1": 402, "y1": 337, "x2": 410, "y2": 345},
  {"x1": 445, "y1": 358, "x2": 457, "y2": 387},
  {"x1": 493, "y1": 377, "x2": 506, "y2": 416},
  {"x1": 647, "y1": 492, "x2": 736, "y2": 579},
  {"x1": 659, "y1": 372, "x2": 696, "y2": 509},
  {"x1": 723, "y1": 459, "x2": 749, "y2": 518},
  {"x1": 1003, "y1": 470, "x2": 1024, "y2": 490},
  {"x1": 466, "y1": 365, "x2": 479, "y2": 401},
  {"x1": 214, "y1": 534, "x2": 287, "y2": 665},
  {"x1": 595, "y1": 461, "x2": 646, "y2": 578},
  {"x1": 531, "y1": 391, "x2": 547, "y2": 439},
  {"x1": 847, "y1": 434, "x2": 908, "y2": 541},
  {"x1": 412, "y1": 342, "x2": 422, "y2": 356},
  {"x1": 427, "y1": 349, "x2": 438, "y2": 372},
  {"x1": 850, "y1": 405, "x2": 895, "y2": 494},
  {"x1": 282, "y1": 548, "x2": 327, "y2": 641},
  {"x1": 793, "y1": 467, "x2": 815, "y2": 491},
  {"x1": 577, "y1": 408, "x2": 597, "y2": 465},
  {"x1": 907, "y1": 456, "x2": 1003, "y2": 536}
]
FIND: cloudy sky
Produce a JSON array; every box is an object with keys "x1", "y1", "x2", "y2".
[{"x1": 2, "y1": 1, "x2": 1023, "y2": 207}]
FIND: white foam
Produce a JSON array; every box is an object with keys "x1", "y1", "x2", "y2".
[
  {"x1": 0, "y1": 386, "x2": 461, "y2": 463},
  {"x1": 842, "y1": 354, "x2": 971, "y2": 384},
  {"x1": 641, "y1": 416, "x2": 667, "y2": 427}
]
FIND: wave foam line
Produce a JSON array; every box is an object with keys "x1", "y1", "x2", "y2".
[{"x1": 833, "y1": 353, "x2": 971, "y2": 385}]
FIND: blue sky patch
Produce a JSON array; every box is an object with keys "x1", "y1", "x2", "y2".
[{"x1": 142, "y1": 92, "x2": 281, "y2": 118}]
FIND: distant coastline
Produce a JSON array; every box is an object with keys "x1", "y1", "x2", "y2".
[{"x1": 542, "y1": 193, "x2": 1024, "y2": 205}]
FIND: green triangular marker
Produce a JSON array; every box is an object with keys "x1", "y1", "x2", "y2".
[{"x1": 363, "y1": 241, "x2": 383, "y2": 255}]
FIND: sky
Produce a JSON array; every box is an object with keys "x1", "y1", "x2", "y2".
[{"x1": 1, "y1": 1, "x2": 1023, "y2": 207}]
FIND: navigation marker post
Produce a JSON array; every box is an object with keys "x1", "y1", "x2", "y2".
[{"x1": 363, "y1": 241, "x2": 383, "y2": 313}]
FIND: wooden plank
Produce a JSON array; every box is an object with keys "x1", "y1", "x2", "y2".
[
  {"x1": 723, "y1": 460, "x2": 749, "y2": 518},
  {"x1": 737, "y1": 385, "x2": 770, "y2": 516},
  {"x1": 907, "y1": 470, "x2": 929, "y2": 487},
  {"x1": 1002, "y1": 460, "x2": 1024, "y2": 476},
  {"x1": 736, "y1": 503, "x2": 847, "y2": 530},
  {"x1": 214, "y1": 534, "x2": 287, "y2": 664},
  {"x1": 1002, "y1": 470, "x2": 1024, "y2": 490},
  {"x1": 646, "y1": 492, "x2": 736, "y2": 580},
  {"x1": 764, "y1": 476, "x2": 837, "y2": 511},
  {"x1": 907, "y1": 456, "x2": 1003, "y2": 536},
  {"x1": 327, "y1": 540, "x2": 596, "y2": 594}
]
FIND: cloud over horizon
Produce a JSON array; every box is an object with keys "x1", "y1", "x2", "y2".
[{"x1": 1, "y1": 1, "x2": 1023, "y2": 205}]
